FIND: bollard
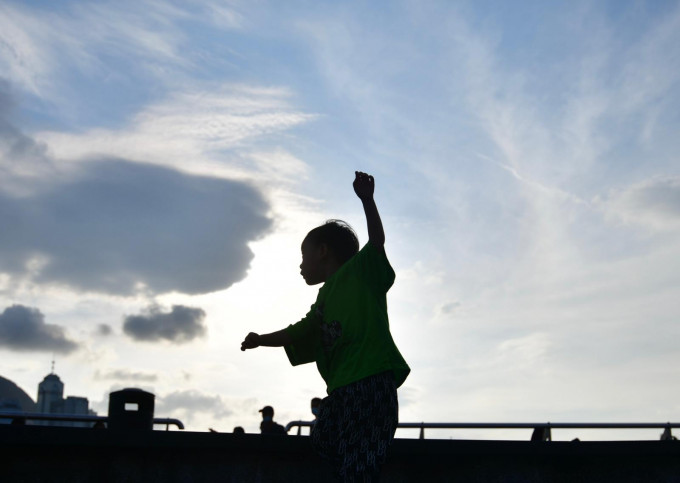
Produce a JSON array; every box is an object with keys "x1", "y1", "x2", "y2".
[{"x1": 108, "y1": 388, "x2": 155, "y2": 430}]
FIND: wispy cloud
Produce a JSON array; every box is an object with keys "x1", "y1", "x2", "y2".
[
  {"x1": 36, "y1": 84, "x2": 315, "y2": 182},
  {"x1": 94, "y1": 368, "x2": 158, "y2": 383},
  {"x1": 0, "y1": 78, "x2": 56, "y2": 195},
  {"x1": 155, "y1": 389, "x2": 232, "y2": 423},
  {"x1": 600, "y1": 176, "x2": 680, "y2": 231},
  {"x1": 2, "y1": 0, "x2": 679, "y2": 434},
  {"x1": 0, "y1": 0, "x2": 244, "y2": 98}
]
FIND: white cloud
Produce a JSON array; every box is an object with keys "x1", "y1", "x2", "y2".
[
  {"x1": 3, "y1": 1, "x2": 680, "y2": 438},
  {"x1": 0, "y1": 1, "x2": 245, "y2": 98},
  {"x1": 36, "y1": 84, "x2": 315, "y2": 184},
  {"x1": 0, "y1": 79, "x2": 325, "y2": 297}
]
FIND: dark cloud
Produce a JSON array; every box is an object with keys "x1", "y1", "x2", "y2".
[
  {"x1": 0, "y1": 114, "x2": 48, "y2": 164},
  {"x1": 0, "y1": 79, "x2": 272, "y2": 295},
  {"x1": 0, "y1": 304, "x2": 78, "y2": 353},
  {"x1": 155, "y1": 389, "x2": 232, "y2": 420},
  {"x1": 123, "y1": 305, "x2": 206, "y2": 343},
  {"x1": 95, "y1": 324, "x2": 113, "y2": 336},
  {"x1": 0, "y1": 158, "x2": 272, "y2": 295},
  {"x1": 94, "y1": 369, "x2": 157, "y2": 383}
]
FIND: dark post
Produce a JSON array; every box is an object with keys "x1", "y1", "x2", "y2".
[{"x1": 108, "y1": 388, "x2": 155, "y2": 430}]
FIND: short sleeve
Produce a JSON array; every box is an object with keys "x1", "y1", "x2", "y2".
[
  {"x1": 284, "y1": 306, "x2": 318, "y2": 366},
  {"x1": 351, "y1": 242, "x2": 396, "y2": 293}
]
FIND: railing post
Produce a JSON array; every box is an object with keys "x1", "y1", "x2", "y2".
[
  {"x1": 660, "y1": 424, "x2": 675, "y2": 441},
  {"x1": 530, "y1": 425, "x2": 551, "y2": 441}
]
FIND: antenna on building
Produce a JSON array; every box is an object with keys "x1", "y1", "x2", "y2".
[{"x1": 51, "y1": 355, "x2": 55, "y2": 374}]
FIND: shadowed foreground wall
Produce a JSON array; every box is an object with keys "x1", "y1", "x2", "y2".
[{"x1": 1, "y1": 426, "x2": 679, "y2": 482}]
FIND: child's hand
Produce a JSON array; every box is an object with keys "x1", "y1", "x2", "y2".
[
  {"x1": 241, "y1": 332, "x2": 261, "y2": 351},
  {"x1": 353, "y1": 171, "x2": 374, "y2": 201}
]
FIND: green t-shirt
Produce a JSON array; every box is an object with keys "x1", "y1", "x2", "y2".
[{"x1": 284, "y1": 242, "x2": 410, "y2": 394}]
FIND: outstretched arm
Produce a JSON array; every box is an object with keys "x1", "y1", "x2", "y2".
[
  {"x1": 353, "y1": 171, "x2": 385, "y2": 250},
  {"x1": 241, "y1": 328, "x2": 292, "y2": 351}
]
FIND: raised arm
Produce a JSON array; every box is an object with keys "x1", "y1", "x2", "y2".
[{"x1": 353, "y1": 171, "x2": 385, "y2": 250}]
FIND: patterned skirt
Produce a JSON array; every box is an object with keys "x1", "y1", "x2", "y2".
[{"x1": 311, "y1": 371, "x2": 399, "y2": 482}]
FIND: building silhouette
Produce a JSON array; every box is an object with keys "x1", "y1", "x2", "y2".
[
  {"x1": 0, "y1": 375, "x2": 37, "y2": 423},
  {"x1": 37, "y1": 373, "x2": 64, "y2": 414},
  {"x1": 0, "y1": 371, "x2": 95, "y2": 427},
  {"x1": 36, "y1": 371, "x2": 95, "y2": 427}
]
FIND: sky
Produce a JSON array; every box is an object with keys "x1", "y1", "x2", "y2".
[{"x1": 1, "y1": 0, "x2": 679, "y2": 440}]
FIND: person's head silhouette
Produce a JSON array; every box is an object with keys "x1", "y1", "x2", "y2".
[
  {"x1": 311, "y1": 397, "x2": 322, "y2": 418},
  {"x1": 259, "y1": 405, "x2": 274, "y2": 422}
]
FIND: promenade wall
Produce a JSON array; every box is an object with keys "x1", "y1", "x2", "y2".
[{"x1": 2, "y1": 425, "x2": 679, "y2": 482}]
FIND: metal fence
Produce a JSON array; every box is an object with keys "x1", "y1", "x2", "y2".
[
  {"x1": 285, "y1": 420, "x2": 679, "y2": 440},
  {"x1": 4, "y1": 412, "x2": 677, "y2": 440},
  {"x1": 0, "y1": 411, "x2": 184, "y2": 430}
]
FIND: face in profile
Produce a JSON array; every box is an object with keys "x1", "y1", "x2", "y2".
[{"x1": 300, "y1": 237, "x2": 325, "y2": 285}]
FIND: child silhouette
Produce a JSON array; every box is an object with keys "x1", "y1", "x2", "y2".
[{"x1": 241, "y1": 171, "x2": 409, "y2": 481}]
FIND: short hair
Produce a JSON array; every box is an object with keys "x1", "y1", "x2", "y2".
[{"x1": 305, "y1": 220, "x2": 359, "y2": 265}]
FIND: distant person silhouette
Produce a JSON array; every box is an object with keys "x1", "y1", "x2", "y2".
[
  {"x1": 310, "y1": 397, "x2": 322, "y2": 432},
  {"x1": 311, "y1": 397, "x2": 322, "y2": 418},
  {"x1": 242, "y1": 172, "x2": 410, "y2": 482},
  {"x1": 233, "y1": 426, "x2": 245, "y2": 434},
  {"x1": 258, "y1": 406, "x2": 286, "y2": 435}
]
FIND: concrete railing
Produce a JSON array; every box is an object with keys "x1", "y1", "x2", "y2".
[{"x1": 2, "y1": 424, "x2": 679, "y2": 482}]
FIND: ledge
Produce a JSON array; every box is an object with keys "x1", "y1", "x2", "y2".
[{"x1": 2, "y1": 425, "x2": 679, "y2": 482}]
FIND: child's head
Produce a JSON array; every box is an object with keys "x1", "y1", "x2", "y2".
[
  {"x1": 305, "y1": 220, "x2": 359, "y2": 264},
  {"x1": 300, "y1": 220, "x2": 359, "y2": 285}
]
